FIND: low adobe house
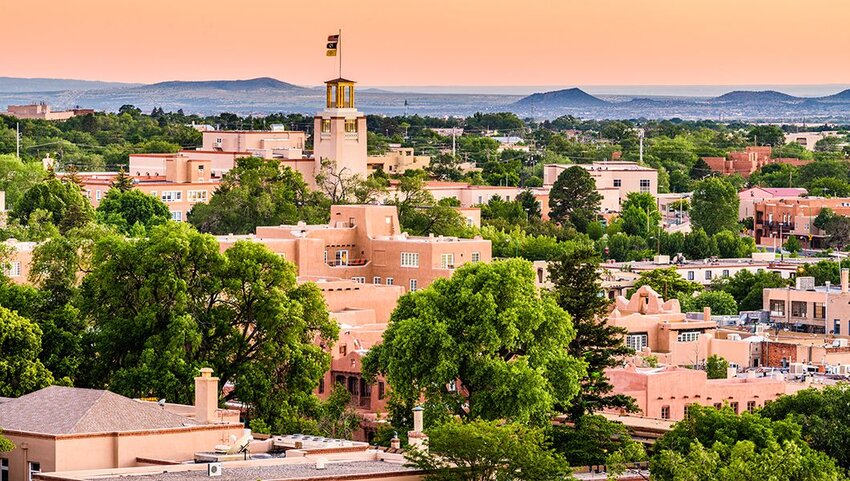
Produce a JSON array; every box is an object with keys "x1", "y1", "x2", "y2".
[{"x1": 0, "y1": 369, "x2": 244, "y2": 481}]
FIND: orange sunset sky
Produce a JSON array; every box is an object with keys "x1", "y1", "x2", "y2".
[{"x1": 2, "y1": 0, "x2": 850, "y2": 87}]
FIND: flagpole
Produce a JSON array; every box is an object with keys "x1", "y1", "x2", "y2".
[{"x1": 338, "y1": 28, "x2": 342, "y2": 79}]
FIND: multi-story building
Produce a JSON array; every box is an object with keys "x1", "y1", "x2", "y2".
[
  {"x1": 542, "y1": 162, "x2": 658, "y2": 214},
  {"x1": 701, "y1": 146, "x2": 811, "y2": 178},
  {"x1": 763, "y1": 268, "x2": 850, "y2": 335},
  {"x1": 367, "y1": 146, "x2": 430, "y2": 174},
  {"x1": 752, "y1": 196, "x2": 850, "y2": 248},
  {"x1": 738, "y1": 187, "x2": 807, "y2": 221},
  {"x1": 202, "y1": 128, "x2": 305, "y2": 157},
  {"x1": 1, "y1": 239, "x2": 35, "y2": 284},
  {"x1": 313, "y1": 78, "x2": 368, "y2": 178},
  {"x1": 77, "y1": 156, "x2": 220, "y2": 222},
  {"x1": 4, "y1": 103, "x2": 93, "y2": 121},
  {"x1": 784, "y1": 131, "x2": 844, "y2": 151}
]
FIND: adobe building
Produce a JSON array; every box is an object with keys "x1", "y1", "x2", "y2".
[
  {"x1": 313, "y1": 78, "x2": 368, "y2": 178},
  {"x1": 367, "y1": 146, "x2": 430, "y2": 174},
  {"x1": 4, "y1": 103, "x2": 92, "y2": 121},
  {"x1": 1, "y1": 239, "x2": 34, "y2": 284},
  {"x1": 785, "y1": 131, "x2": 844, "y2": 151},
  {"x1": 738, "y1": 187, "x2": 807, "y2": 221},
  {"x1": 752, "y1": 196, "x2": 850, "y2": 248},
  {"x1": 542, "y1": 162, "x2": 658, "y2": 214},
  {"x1": 0, "y1": 369, "x2": 244, "y2": 481},
  {"x1": 701, "y1": 146, "x2": 811, "y2": 178},
  {"x1": 763, "y1": 269, "x2": 850, "y2": 335}
]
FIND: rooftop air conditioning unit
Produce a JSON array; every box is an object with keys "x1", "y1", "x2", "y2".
[
  {"x1": 796, "y1": 276, "x2": 815, "y2": 291},
  {"x1": 208, "y1": 462, "x2": 222, "y2": 477}
]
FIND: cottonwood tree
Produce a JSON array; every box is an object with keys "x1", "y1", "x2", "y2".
[
  {"x1": 363, "y1": 258, "x2": 586, "y2": 426},
  {"x1": 315, "y1": 158, "x2": 363, "y2": 204},
  {"x1": 96, "y1": 188, "x2": 169, "y2": 233},
  {"x1": 11, "y1": 178, "x2": 94, "y2": 234},
  {"x1": 79, "y1": 222, "x2": 338, "y2": 430},
  {"x1": 0, "y1": 305, "x2": 54, "y2": 397},
  {"x1": 690, "y1": 177, "x2": 739, "y2": 236}
]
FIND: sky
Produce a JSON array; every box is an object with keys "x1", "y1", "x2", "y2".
[{"x1": 3, "y1": 0, "x2": 850, "y2": 88}]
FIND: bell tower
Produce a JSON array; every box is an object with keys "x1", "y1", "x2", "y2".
[{"x1": 313, "y1": 78, "x2": 368, "y2": 177}]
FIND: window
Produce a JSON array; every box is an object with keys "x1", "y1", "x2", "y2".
[
  {"x1": 440, "y1": 253, "x2": 455, "y2": 269},
  {"x1": 640, "y1": 179, "x2": 651, "y2": 193},
  {"x1": 687, "y1": 271, "x2": 695, "y2": 281},
  {"x1": 791, "y1": 301, "x2": 807, "y2": 318},
  {"x1": 713, "y1": 402, "x2": 723, "y2": 409},
  {"x1": 400, "y1": 252, "x2": 419, "y2": 267},
  {"x1": 170, "y1": 211, "x2": 182, "y2": 221},
  {"x1": 613, "y1": 179, "x2": 622, "y2": 187},
  {"x1": 385, "y1": 216, "x2": 392, "y2": 224},
  {"x1": 352, "y1": 277, "x2": 365, "y2": 283},
  {"x1": 335, "y1": 250, "x2": 349, "y2": 266},
  {"x1": 318, "y1": 378, "x2": 325, "y2": 394},
  {"x1": 28, "y1": 462, "x2": 40, "y2": 481},
  {"x1": 448, "y1": 380, "x2": 457, "y2": 392},
  {"x1": 323, "y1": 250, "x2": 328, "y2": 264},
  {"x1": 1, "y1": 459, "x2": 8, "y2": 481},
  {"x1": 378, "y1": 381, "x2": 386, "y2": 399},
  {"x1": 626, "y1": 333, "x2": 648, "y2": 352},
  {"x1": 705, "y1": 270, "x2": 712, "y2": 280},
  {"x1": 814, "y1": 303, "x2": 826, "y2": 319},
  {"x1": 187, "y1": 190, "x2": 208, "y2": 203},
  {"x1": 677, "y1": 331, "x2": 700, "y2": 342},
  {"x1": 215, "y1": 137, "x2": 223, "y2": 144},
  {"x1": 834, "y1": 320, "x2": 841, "y2": 336},
  {"x1": 684, "y1": 404, "x2": 693, "y2": 419},
  {"x1": 386, "y1": 277, "x2": 394, "y2": 285},
  {"x1": 5, "y1": 262, "x2": 21, "y2": 278},
  {"x1": 161, "y1": 191, "x2": 182, "y2": 202},
  {"x1": 96, "y1": 190, "x2": 102, "y2": 200},
  {"x1": 373, "y1": 276, "x2": 381, "y2": 284},
  {"x1": 321, "y1": 119, "x2": 331, "y2": 133},
  {"x1": 769, "y1": 300, "x2": 786, "y2": 316},
  {"x1": 409, "y1": 279, "x2": 418, "y2": 292},
  {"x1": 344, "y1": 119, "x2": 358, "y2": 133},
  {"x1": 730, "y1": 402, "x2": 739, "y2": 414},
  {"x1": 747, "y1": 401, "x2": 756, "y2": 413},
  {"x1": 722, "y1": 269, "x2": 730, "y2": 277},
  {"x1": 661, "y1": 405, "x2": 670, "y2": 419}
]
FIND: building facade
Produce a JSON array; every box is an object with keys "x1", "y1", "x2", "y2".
[{"x1": 542, "y1": 162, "x2": 658, "y2": 214}]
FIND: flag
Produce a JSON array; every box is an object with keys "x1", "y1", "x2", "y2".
[{"x1": 326, "y1": 34, "x2": 339, "y2": 56}]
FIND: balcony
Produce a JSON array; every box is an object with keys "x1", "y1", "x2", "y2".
[
  {"x1": 762, "y1": 221, "x2": 795, "y2": 231},
  {"x1": 327, "y1": 258, "x2": 369, "y2": 267}
]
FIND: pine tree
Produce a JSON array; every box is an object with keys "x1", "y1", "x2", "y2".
[
  {"x1": 548, "y1": 241, "x2": 637, "y2": 420},
  {"x1": 548, "y1": 166, "x2": 602, "y2": 232},
  {"x1": 63, "y1": 164, "x2": 84, "y2": 188},
  {"x1": 112, "y1": 167, "x2": 134, "y2": 192}
]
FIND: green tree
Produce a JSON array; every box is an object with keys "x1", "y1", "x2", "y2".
[
  {"x1": 79, "y1": 223, "x2": 338, "y2": 430},
  {"x1": 11, "y1": 178, "x2": 94, "y2": 233},
  {"x1": 760, "y1": 386, "x2": 850, "y2": 469},
  {"x1": 406, "y1": 420, "x2": 570, "y2": 481},
  {"x1": 713, "y1": 230, "x2": 755, "y2": 259},
  {"x1": 784, "y1": 235, "x2": 802, "y2": 254},
  {"x1": 0, "y1": 431, "x2": 12, "y2": 453},
  {"x1": 631, "y1": 267, "x2": 702, "y2": 300},
  {"x1": 0, "y1": 154, "x2": 44, "y2": 208},
  {"x1": 711, "y1": 269, "x2": 790, "y2": 312},
  {"x1": 651, "y1": 405, "x2": 844, "y2": 481},
  {"x1": 746, "y1": 125, "x2": 785, "y2": 146},
  {"x1": 705, "y1": 354, "x2": 730, "y2": 379},
  {"x1": 363, "y1": 259, "x2": 586, "y2": 426},
  {"x1": 548, "y1": 414, "x2": 645, "y2": 468},
  {"x1": 0, "y1": 305, "x2": 54, "y2": 396},
  {"x1": 548, "y1": 166, "x2": 602, "y2": 231},
  {"x1": 315, "y1": 383, "x2": 361, "y2": 439},
  {"x1": 808, "y1": 177, "x2": 850, "y2": 197},
  {"x1": 691, "y1": 177, "x2": 739, "y2": 235},
  {"x1": 548, "y1": 241, "x2": 637, "y2": 419},
  {"x1": 96, "y1": 188, "x2": 169, "y2": 233},
  {"x1": 188, "y1": 157, "x2": 329, "y2": 235},
  {"x1": 681, "y1": 291, "x2": 738, "y2": 316},
  {"x1": 684, "y1": 228, "x2": 717, "y2": 259},
  {"x1": 516, "y1": 189, "x2": 542, "y2": 219},
  {"x1": 620, "y1": 192, "x2": 661, "y2": 238},
  {"x1": 111, "y1": 167, "x2": 135, "y2": 192}
]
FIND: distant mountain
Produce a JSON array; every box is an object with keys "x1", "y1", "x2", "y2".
[
  {"x1": 819, "y1": 89, "x2": 850, "y2": 103},
  {"x1": 713, "y1": 90, "x2": 800, "y2": 103},
  {"x1": 132, "y1": 77, "x2": 307, "y2": 92},
  {"x1": 513, "y1": 87, "x2": 607, "y2": 108},
  {"x1": 0, "y1": 76, "x2": 137, "y2": 93}
]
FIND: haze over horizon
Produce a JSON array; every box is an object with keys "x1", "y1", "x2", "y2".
[{"x1": 3, "y1": 0, "x2": 849, "y2": 89}]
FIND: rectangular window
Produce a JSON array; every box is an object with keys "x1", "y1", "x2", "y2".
[
  {"x1": 730, "y1": 402, "x2": 739, "y2": 414},
  {"x1": 335, "y1": 250, "x2": 349, "y2": 266},
  {"x1": 170, "y1": 211, "x2": 182, "y2": 221},
  {"x1": 834, "y1": 320, "x2": 841, "y2": 336},
  {"x1": 613, "y1": 179, "x2": 622, "y2": 187},
  {"x1": 661, "y1": 405, "x2": 670, "y2": 419},
  {"x1": 440, "y1": 253, "x2": 455, "y2": 269},
  {"x1": 1, "y1": 459, "x2": 8, "y2": 481},
  {"x1": 791, "y1": 301, "x2": 807, "y2": 318},
  {"x1": 96, "y1": 190, "x2": 102, "y2": 200},
  {"x1": 705, "y1": 270, "x2": 712, "y2": 280},
  {"x1": 626, "y1": 333, "x2": 648, "y2": 352},
  {"x1": 5, "y1": 262, "x2": 21, "y2": 278},
  {"x1": 386, "y1": 277, "x2": 394, "y2": 286},
  {"x1": 684, "y1": 404, "x2": 693, "y2": 419},
  {"x1": 769, "y1": 300, "x2": 786, "y2": 316},
  {"x1": 378, "y1": 381, "x2": 386, "y2": 400},
  {"x1": 373, "y1": 276, "x2": 381, "y2": 284},
  {"x1": 161, "y1": 191, "x2": 182, "y2": 202},
  {"x1": 187, "y1": 190, "x2": 208, "y2": 203},
  {"x1": 747, "y1": 401, "x2": 756, "y2": 413},
  {"x1": 400, "y1": 252, "x2": 419, "y2": 268},
  {"x1": 722, "y1": 269, "x2": 730, "y2": 277},
  {"x1": 318, "y1": 378, "x2": 325, "y2": 394},
  {"x1": 677, "y1": 331, "x2": 700, "y2": 342},
  {"x1": 29, "y1": 462, "x2": 40, "y2": 481},
  {"x1": 471, "y1": 251, "x2": 481, "y2": 262},
  {"x1": 713, "y1": 402, "x2": 723, "y2": 409},
  {"x1": 640, "y1": 179, "x2": 651, "y2": 193},
  {"x1": 321, "y1": 119, "x2": 331, "y2": 133},
  {"x1": 409, "y1": 279, "x2": 418, "y2": 292},
  {"x1": 352, "y1": 277, "x2": 365, "y2": 283},
  {"x1": 344, "y1": 119, "x2": 358, "y2": 133},
  {"x1": 687, "y1": 271, "x2": 695, "y2": 281}
]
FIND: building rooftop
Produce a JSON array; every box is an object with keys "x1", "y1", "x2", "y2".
[{"x1": 0, "y1": 386, "x2": 199, "y2": 435}]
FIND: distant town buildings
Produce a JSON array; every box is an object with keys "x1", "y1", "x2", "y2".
[
  {"x1": 367, "y1": 146, "x2": 430, "y2": 174},
  {"x1": 738, "y1": 186, "x2": 807, "y2": 221},
  {"x1": 751, "y1": 196, "x2": 850, "y2": 248},
  {"x1": 784, "y1": 131, "x2": 844, "y2": 151},
  {"x1": 701, "y1": 146, "x2": 811, "y2": 177},
  {"x1": 542, "y1": 162, "x2": 658, "y2": 214},
  {"x1": 4, "y1": 103, "x2": 93, "y2": 121}
]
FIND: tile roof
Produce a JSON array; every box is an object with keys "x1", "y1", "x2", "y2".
[{"x1": 0, "y1": 386, "x2": 199, "y2": 435}]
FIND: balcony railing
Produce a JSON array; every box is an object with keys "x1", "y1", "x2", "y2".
[{"x1": 327, "y1": 258, "x2": 368, "y2": 267}]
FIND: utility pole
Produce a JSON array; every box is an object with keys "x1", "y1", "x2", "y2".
[
  {"x1": 638, "y1": 128, "x2": 644, "y2": 163},
  {"x1": 16, "y1": 122, "x2": 21, "y2": 159},
  {"x1": 452, "y1": 128, "x2": 456, "y2": 158}
]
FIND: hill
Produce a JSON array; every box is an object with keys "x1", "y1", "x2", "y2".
[
  {"x1": 513, "y1": 87, "x2": 607, "y2": 108},
  {"x1": 819, "y1": 89, "x2": 850, "y2": 103},
  {"x1": 713, "y1": 90, "x2": 800, "y2": 103},
  {"x1": 0, "y1": 76, "x2": 137, "y2": 93},
  {"x1": 134, "y1": 77, "x2": 307, "y2": 92}
]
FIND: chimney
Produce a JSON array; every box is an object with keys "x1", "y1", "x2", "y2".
[
  {"x1": 390, "y1": 432, "x2": 401, "y2": 450},
  {"x1": 412, "y1": 405, "x2": 424, "y2": 433},
  {"x1": 407, "y1": 406, "x2": 428, "y2": 450},
  {"x1": 194, "y1": 367, "x2": 219, "y2": 424},
  {"x1": 703, "y1": 306, "x2": 711, "y2": 321},
  {"x1": 842, "y1": 268, "x2": 849, "y2": 293}
]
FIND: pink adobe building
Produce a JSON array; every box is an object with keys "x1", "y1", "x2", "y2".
[
  {"x1": 608, "y1": 286, "x2": 750, "y2": 368},
  {"x1": 763, "y1": 268, "x2": 850, "y2": 335},
  {"x1": 738, "y1": 186, "x2": 807, "y2": 221},
  {"x1": 76, "y1": 156, "x2": 220, "y2": 222},
  {"x1": 217, "y1": 205, "x2": 491, "y2": 294},
  {"x1": 542, "y1": 162, "x2": 658, "y2": 214},
  {"x1": 752, "y1": 196, "x2": 850, "y2": 248},
  {"x1": 702, "y1": 146, "x2": 811, "y2": 178},
  {"x1": 4, "y1": 103, "x2": 93, "y2": 121},
  {"x1": 606, "y1": 365, "x2": 795, "y2": 421},
  {"x1": 1, "y1": 240, "x2": 34, "y2": 285},
  {"x1": 0, "y1": 369, "x2": 244, "y2": 481},
  {"x1": 313, "y1": 79, "x2": 369, "y2": 178}
]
